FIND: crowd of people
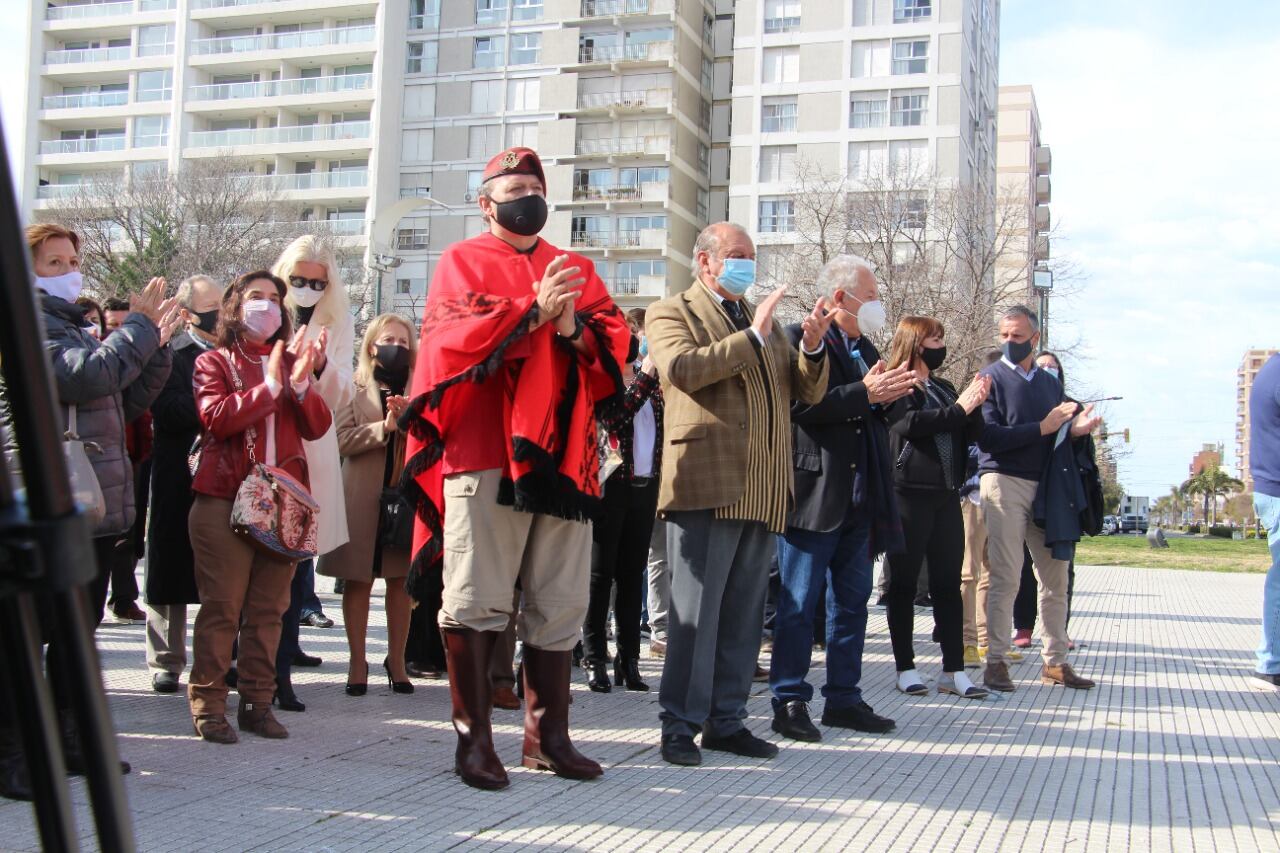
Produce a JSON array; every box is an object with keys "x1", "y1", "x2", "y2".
[{"x1": 1, "y1": 145, "x2": 1123, "y2": 802}]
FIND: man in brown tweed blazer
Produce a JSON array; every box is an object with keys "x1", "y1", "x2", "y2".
[{"x1": 645, "y1": 221, "x2": 832, "y2": 767}]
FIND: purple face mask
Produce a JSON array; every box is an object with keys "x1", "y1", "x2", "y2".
[{"x1": 241, "y1": 298, "x2": 282, "y2": 341}]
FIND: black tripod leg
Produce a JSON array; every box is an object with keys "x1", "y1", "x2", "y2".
[
  {"x1": 53, "y1": 587, "x2": 135, "y2": 853},
  {"x1": 0, "y1": 594, "x2": 77, "y2": 852}
]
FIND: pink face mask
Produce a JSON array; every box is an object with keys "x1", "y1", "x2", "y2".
[{"x1": 241, "y1": 298, "x2": 282, "y2": 341}]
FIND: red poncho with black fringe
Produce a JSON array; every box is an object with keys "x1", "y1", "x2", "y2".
[{"x1": 398, "y1": 232, "x2": 630, "y2": 600}]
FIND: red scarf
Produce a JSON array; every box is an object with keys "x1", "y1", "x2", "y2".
[{"x1": 400, "y1": 234, "x2": 630, "y2": 599}]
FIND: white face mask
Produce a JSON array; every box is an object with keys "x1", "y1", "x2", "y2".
[
  {"x1": 289, "y1": 285, "x2": 324, "y2": 308},
  {"x1": 845, "y1": 294, "x2": 887, "y2": 335},
  {"x1": 37, "y1": 271, "x2": 84, "y2": 302}
]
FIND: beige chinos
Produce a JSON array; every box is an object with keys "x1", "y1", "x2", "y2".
[
  {"x1": 440, "y1": 468, "x2": 591, "y2": 652},
  {"x1": 960, "y1": 498, "x2": 990, "y2": 648}
]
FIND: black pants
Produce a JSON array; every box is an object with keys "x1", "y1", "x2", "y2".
[
  {"x1": 582, "y1": 476, "x2": 659, "y2": 663},
  {"x1": 405, "y1": 569, "x2": 446, "y2": 671},
  {"x1": 274, "y1": 558, "x2": 312, "y2": 681},
  {"x1": 1013, "y1": 547, "x2": 1075, "y2": 632},
  {"x1": 885, "y1": 489, "x2": 965, "y2": 673}
]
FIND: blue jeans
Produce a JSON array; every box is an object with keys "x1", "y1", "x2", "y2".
[
  {"x1": 770, "y1": 511, "x2": 873, "y2": 710},
  {"x1": 1255, "y1": 492, "x2": 1280, "y2": 674},
  {"x1": 298, "y1": 559, "x2": 324, "y2": 620}
]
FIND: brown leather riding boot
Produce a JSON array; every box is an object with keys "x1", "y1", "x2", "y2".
[
  {"x1": 443, "y1": 629, "x2": 509, "y2": 790},
  {"x1": 193, "y1": 714, "x2": 239, "y2": 744},
  {"x1": 983, "y1": 661, "x2": 1016, "y2": 692},
  {"x1": 1041, "y1": 663, "x2": 1095, "y2": 689},
  {"x1": 521, "y1": 646, "x2": 603, "y2": 780},
  {"x1": 237, "y1": 702, "x2": 288, "y2": 739}
]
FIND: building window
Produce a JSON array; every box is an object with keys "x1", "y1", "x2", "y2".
[
  {"x1": 762, "y1": 46, "x2": 799, "y2": 84},
  {"x1": 476, "y1": 0, "x2": 507, "y2": 24},
  {"x1": 890, "y1": 91, "x2": 927, "y2": 126},
  {"x1": 761, "y1": 97, "x2": 798, "y2": 133},
  {"x1": 397, "y1": 229, "x2": 430, "y2": 250},
  {"x1": 893, "y1": 0, "x2": 931, "y2": 22},
  {"x1": 759, "y1": 145, "x2": 797, "y2": 183},
  {"x1": 468, "y1": 125, "x2": 501, "y2": 158},
  {"x1": 505, "y1": 122, "x2": 536, "y2": 148},
  {"x1": 897, "y1": 197, "x2": 927, "y2": 229},
  {"x1": 136, "y1": 69, "x2": 172, "y2": 102},
  {"x1": 396, "y1": 279, "x2": 412, "y2": 295},
  {"x1": 473, "y1": 36, "x2": 504, "y2": 69},
  {"x1": 696, "y1": 188, "x2": 708, "y2": 222},
  {"x1": 510, "y1": 33, "x2": 540, "y2": 65},
  {"x1": 759, "y1": 198, "x2": 795, "y2": 233},
  {"x1": 891, "y1": 39, "x2": 928, "y2": 75},
  {"x1": 848, "y1": 141, "x2": 886, "y2": 180},
  {"x1": 506, "y1": 78, "x2": 540, "y2": 111},
  {"x1": 470, "y1": 80, "x2": 504, "y2": 113},
  {"x1": 133, "y1": 115, "x2": 169, "y2": 147},
  {"x1": 850, "y1": 94, "x2": 888, "y2": 128},
  {"x1": 406, "y1": 41, "x2": 438, "y2": 74},
  {"x1": 512, "y1": 0, "x2": 542, "y2": 20},
  {"x1": 763, "y1": 0, "x2": 801, "y2": 33}
]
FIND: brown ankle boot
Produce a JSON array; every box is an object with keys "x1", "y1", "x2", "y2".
[
  {"x1": 443, "y1": 629, "x2": 509, "y2": 790},
  {"x1": 237, "y1": 702, "x2": 288, "y2": 738},
  {"x1": 521, "y1": 646, "x2": 602, "y2": 780},
  {"x1": 983, "y1": 661, "x2": 1016, "y2": 692},
  {"x1": 193, "y1": 714, "x2": 239, "y2": 744},
  {"x1": 1041, "y1": 663, "x2": 1095, "y2": 689}
]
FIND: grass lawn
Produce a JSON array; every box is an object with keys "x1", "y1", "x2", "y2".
[{"x1": 1075, "y1": 533, "x2": 1272, "y2": 573}]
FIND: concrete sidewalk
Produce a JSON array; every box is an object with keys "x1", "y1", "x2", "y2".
[{"x1": 1, "y1": 564, "x2": 1278, "y2": 852}]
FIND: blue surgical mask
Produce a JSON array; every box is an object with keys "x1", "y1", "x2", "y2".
[
  {"x1": 716, "y1": 258, "x2": 755, "y2": 296},
  {"x1": 638, "y1": 336, "x2": 648, "y2": 357},
  {"x1": 1043, "y1": 366, "x2": 1060, "y2": 381}
]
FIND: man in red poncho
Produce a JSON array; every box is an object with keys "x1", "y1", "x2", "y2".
[{"x1": 400, "y1": 147, "x2": 630, "y2": 790}]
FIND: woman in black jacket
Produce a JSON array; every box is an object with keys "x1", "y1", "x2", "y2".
[{"x1": 883, "y1": 317, "x2": 992, "y2": 700}]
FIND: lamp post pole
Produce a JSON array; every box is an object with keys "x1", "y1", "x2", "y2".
[
  {"x1": 366, "y1": 195, "x2": 456, "y2": 317},
  {"x1": 1032, "y1": 265, "x2": 1053, "y2": 348}
]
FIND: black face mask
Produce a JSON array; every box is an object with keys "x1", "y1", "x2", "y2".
[
  {"x1": 373, "y1": 344, "x2": 411, "y2": 392},
  {"x1": 295, "y1": 304, "x2": 316, "y2": 327},
  {"x1": 192, "y1": 309, "x2": 221, "y2": 334},
  {"x1": 1002, "y1": 339, "x2": 1034, "y2": 365},
  {"x1": 920, "y1": 345, "x2": 947, "y2": 371},
  {"x1": 492, "y1": 194, "x2": 548, "y2": 237}
]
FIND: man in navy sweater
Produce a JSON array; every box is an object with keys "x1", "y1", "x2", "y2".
[
  {"x1": 1249, "y1": 352, "x2": 1280, "y2": 691},
  {"x1": 977, "y1": 306, "x2": 1100, "y2": 691}
]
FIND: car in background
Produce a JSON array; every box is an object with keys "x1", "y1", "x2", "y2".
[
  {"x1": 1121, "y1": 513, "x2": 1150, "y2": 534},
  {"x1": 1101, "y1": 516, "x2": 1120, "y2": 535}
]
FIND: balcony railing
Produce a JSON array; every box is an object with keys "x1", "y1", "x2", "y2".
[
  {"x1": 36, "y1": 184, "x2": 91, "y2": 199},
  {"x1": 191, "y1": 25, "x2": 373, "y2": 56},
  {"x1": 577, "y1": 88, "x2": 671, "y2": 110},
  {"x1": 188, "y1": 120, "x2": 371, "y2": 148},
  {"x1": 570, "y1": 230, "x2": 647, "y2": 249},
  {"x1": 46, "y1": 1, "x2": 133, "y2": 21},
  {"x1": 189, "y1": 72, "x2": 372, "y2": 101},
  {"x1": 133, "y1": 133, "x2": 168, "y2": 148},
  {"x1": 42, "y1": 90, "x2": 130, "y2": 109},
  {"x1": 192, "y1": 0, "x2": 287, "y2": 7},
  {"x1": 45, "y1": 46, "x2": 132, "y2": 64},
  {"x1": 408, "y1": 13, "x2": 440, "y2": 29},
  {"x1": 40, "y1": 135, "x2": 127, "y2": 154},
  {"x1": 609, "y1": 277, "x2": 640, "y2": 295},
  {"x1": 579, "y1": 0, "x2": 673, "y2": 16},
  {"x1": 270, "y1": 218, "x2": 367, "y2": 236},
  {"x1": 577, "y1": 40, "x2": 673, "y2": 64},
  {"x1": 574, "y1": 135, "x2": 671, "y2": 157},
  {"x1": 573, "y1": 184, "x2": 641, "y2": 201},
  {"x1": 246, "y1": 169, "x2": 369, "y2": 192}
]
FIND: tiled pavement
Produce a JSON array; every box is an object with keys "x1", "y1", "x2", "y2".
[{"x1": 1, "y1": 564, "x2": 1278, "y2": 852}]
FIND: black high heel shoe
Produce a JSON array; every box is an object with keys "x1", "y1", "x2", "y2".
[
  {"x1": 613, "y1": 655, "x2": 649, "y2": 692},
  {"x1": 274, "y1": 677, "x2": 306, "y2": 712},
  {"x1": 383, "y1": 658, "x2": 414, "y2": 694},
  {"x1": 587, "y1": 660, "x2": 612, "y2": 693},
  {"x1": 345, "y1": 660, "x2": 368, "y2": 697}
]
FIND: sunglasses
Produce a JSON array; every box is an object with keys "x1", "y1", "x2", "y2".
[{"x1": 289, "y1": 276, "x2": 328, "y2": 291}]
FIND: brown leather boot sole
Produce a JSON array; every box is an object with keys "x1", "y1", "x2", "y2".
[
  {"x1": 1041, "y1": 665, "x2": 1095, "y2": 689},
  {"x1": 193, "y1": 715, "x2": 238, "y2": 745},
  {"x1": 237, "y1": 704, "x2": 289, "y2": 739}
]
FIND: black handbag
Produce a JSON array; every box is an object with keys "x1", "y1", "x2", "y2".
[{"x1": 377, "y1": 487, "x2": 414, "y2": 550}]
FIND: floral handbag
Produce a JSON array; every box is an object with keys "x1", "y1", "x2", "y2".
[{"x1": 223, "y1": 354, "x2": 320, "y2": 561}]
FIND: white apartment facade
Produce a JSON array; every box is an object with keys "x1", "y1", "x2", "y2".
[
  {"x1": 994, "y1": 83, "x2": 1050, "y2": 300},
  {"x1": 21, "y1": 0, "x2": 1000, "y2": 312}
]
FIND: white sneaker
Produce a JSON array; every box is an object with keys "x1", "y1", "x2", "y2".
[{"x1": 939, "y1": 671, "x2": 989, "y2": 699}]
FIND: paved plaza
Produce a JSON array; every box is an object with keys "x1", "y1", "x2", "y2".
[{"x1": 1, "y1": 563, "x2": 1278, "y2": 852}]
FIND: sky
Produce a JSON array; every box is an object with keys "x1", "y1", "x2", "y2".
[{"x1": 1, "y1": 1, "x2": 1277, "y2": 499}]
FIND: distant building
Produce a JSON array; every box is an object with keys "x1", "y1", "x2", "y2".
[
  {"x1": 1188, "y1": 442, "x2": 1222, "y2": 479},
  {"x1": 1238, "y1": 348, "x2": 1280, "y2": 492},
  {"x1": 995, "y1": 84, "x2": 1050, "y2": 302}
]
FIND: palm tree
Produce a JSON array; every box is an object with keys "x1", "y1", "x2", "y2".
[{"x1": 1181, "y1": 466, "x2": 1245, "y2": 526}]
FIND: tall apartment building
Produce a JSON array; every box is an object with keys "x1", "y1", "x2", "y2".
[
  {"x1": 1188, "y1": 442, "x2": 1222, "y2": 478},
  {"x1": 995, "y1": 83, "x2": 1050, "y2": 300},
  {"x1": 23, "y1": 0, "x2": 383, "y2": 271},
  {"x1": 1237, "y1": 348, "x2": 1280, "y2": 492},
  {"x1": 726, "y1": 0, "x2": 1000, "y2": 279},
  {"x1": 22, "y1": 0, "x2": 999, "y2": 313}
]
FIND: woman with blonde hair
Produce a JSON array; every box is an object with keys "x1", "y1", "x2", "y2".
[
  {"x1": 882, "y1": 316, "x2": 993, "y2": 700},
  {"x1": 318, "y1": 313, "x2": 418, "y2": 694},
  {"x1": 268, "y1": 235, "x2": 354, "y2": 711}
]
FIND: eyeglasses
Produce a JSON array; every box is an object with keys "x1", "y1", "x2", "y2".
[{"x1": 289, "y1": 276, "x2": 328, "y2": 292}]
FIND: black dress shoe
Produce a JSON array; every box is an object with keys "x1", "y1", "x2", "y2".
[
  {"x1": 701, "y1": 728, "x2": 778, "y2": 759},
  {"x1": 59, "y1": 714, "x2": 130, "y2": 776},
  {"x1": 152, "y1": 671, "x2": 180, "y2": 694},
  {"x1": 274, "y1": 679, "x2": 306, "y2": 712},
  {"x1": 660, "y1": 734, "x2": 701, "y2": 766},
  {"x1": 301, "y1": 613, "x2": 334, "y2": 628},
  {"x1": 405, "y1": 661, "x2": 445, "y2": 679},
  {"x1": 771, "y1": 700, "x2": 821, "y2": 742},
  {"x1": 821, "y1": 701, "x2": 896, "y2": 734},
  {"x1": 586, "y1": 660, "x2": 611, "y2": 693},
  {"x1": 224, "y1": 666, "x2": 238, "y2": 688},
  {"x1": 0, "y1": 729, "x2": 31, "y2": 801},
  {"x1": 292, "y1": 651, "x2": 323, "y2": 668}
]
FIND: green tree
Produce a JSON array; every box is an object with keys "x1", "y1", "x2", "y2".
[
  {"x1": 102, "y1": 214, "x2": 180, "y2": 295},
  {"x1": 1181, "y1": 466, "x2": 1245, "y2": 526}
]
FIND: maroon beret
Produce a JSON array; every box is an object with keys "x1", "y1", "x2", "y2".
[{"x1": 481, "y1": 147, "x2": 545, "y2": 187}]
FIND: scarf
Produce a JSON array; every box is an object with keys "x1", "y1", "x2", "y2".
[{"x1": 398, "y1": 235, "x2": 629, "y2": 600}]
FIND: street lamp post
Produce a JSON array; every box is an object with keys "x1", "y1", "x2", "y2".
[
  {"x1": 1032, "y1": 264, "x2": 1053, "y2": 347},
  {"x1": 366, "y1": 195, "x2": 456, "y2": 316}
]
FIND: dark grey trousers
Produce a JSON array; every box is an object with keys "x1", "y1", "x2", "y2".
[{"x1": 658, "y1": 510, "x2": 773, "y2": 739}]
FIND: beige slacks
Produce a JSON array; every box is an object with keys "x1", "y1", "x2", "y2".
[
  {"x1": 979, "y1": 473, "x2": 1070, "y2": 667},
  {"x1": 960, "y1": 499, "x2": 990, "y2": 648},
  {"x1": 441, "y1": 468, "x2": 590, "y2": 651}
]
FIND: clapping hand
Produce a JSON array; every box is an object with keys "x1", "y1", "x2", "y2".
[
  {"x1": 157, "y1": 300, "x2": 183, "y2": 346},
  {"x1": 383, "y1": 394, "x2": 409, "y2": 433},
  {"x1": 749, "y1": 285, "x2": 788, "y2": 341},
  {"x1": 285, "y1": 325, "x2": 322, "y2": 385},
  {"x1": 799, "y1": 297, "x2": 837, "y2": 352},
  {"x1": 1070, "y1": 402, "x2": 1102, "y2": 437},
  {"x1": 863, "y1": 360, "x2": 917, "y2": 405},
  {"x1": 533, "y1": 255, "x2": 585, "y2": 333},
  {"x1": 131, "y1": 276, "x2": 179, "y2": 332},
  {"x1": 957, "y1": 373, "x2": 992, "y2": 414},
  {"x1": 1040, "y1": 401, "x2": 1077, "y2": 436}
]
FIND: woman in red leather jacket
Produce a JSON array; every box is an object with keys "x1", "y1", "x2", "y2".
[{"x1": 187, "y1": 271, "x2": 332, "y2": 744}]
